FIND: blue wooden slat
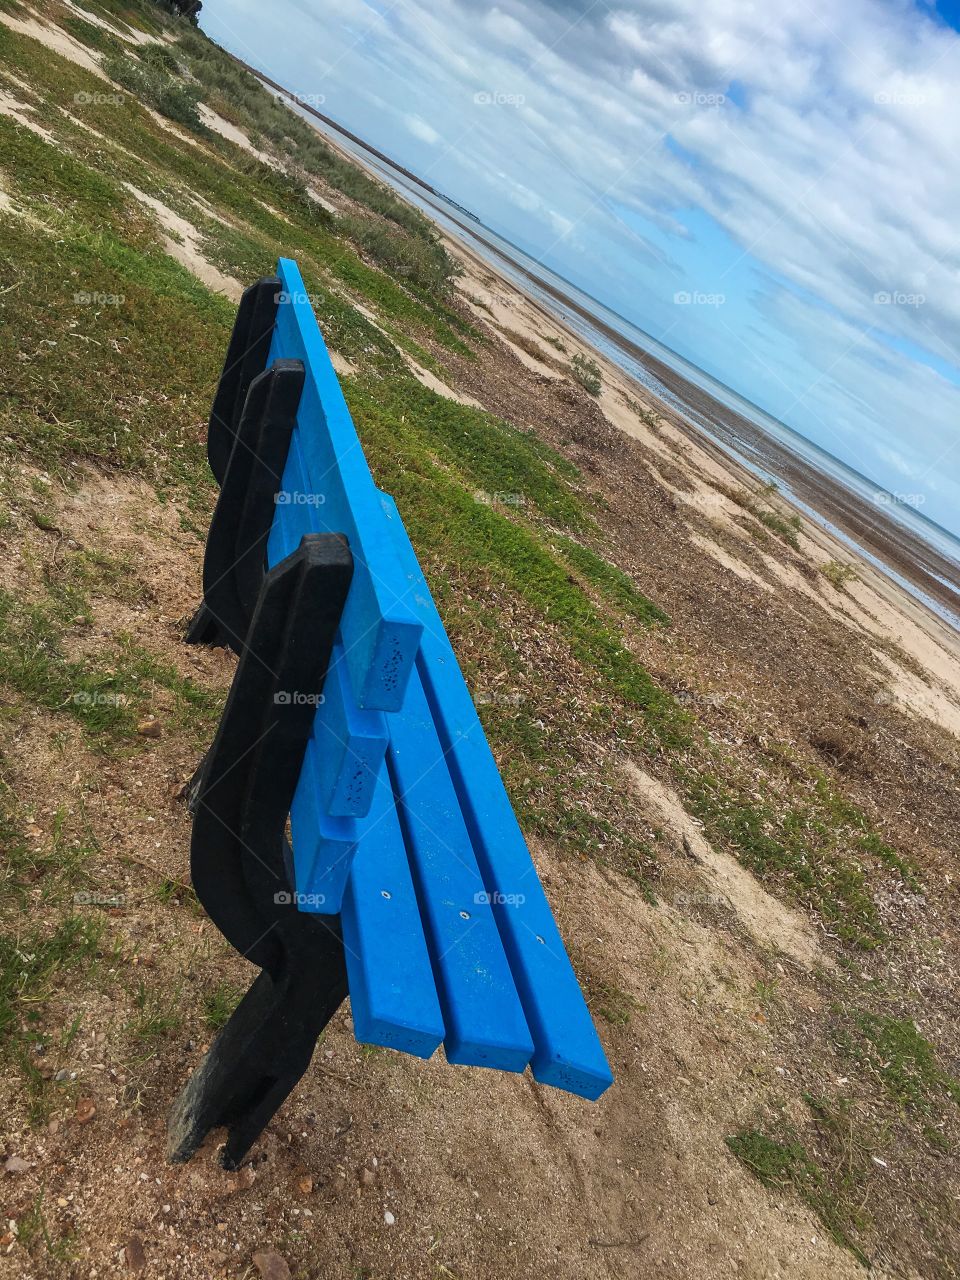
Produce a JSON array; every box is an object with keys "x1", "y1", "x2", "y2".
[
  {"x1": 387, "y1": 670, "x2": 533, "y2": 1071},
  {"x1": 266, "y1": 258, "x2": 424, "y2": 712},
  {"x1": 378, "y1": 493, "x2": 613, "y2": 1100},
  {"x1": 289, "y1": 735, "x2": 357, "y2": 912},
  {"x1": 268, "y1": 437, "x2": 386, "y2": 839},
  {"x1": 313, "y1": 641, "x2": 388, "y2": 818},
  {"x1": 340, "y1": 757, "x2": 445, "y2": 1058}
]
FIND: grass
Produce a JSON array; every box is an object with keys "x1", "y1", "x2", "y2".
[
  {"x1": 571, "y1": 352, "x2": 602, "y2": 395},
  {"x1": 557, "y1": 537, "x2": 670, "y2": 627},
  {"x1": 592, "y1": 978, "x2": 640, "y2": 1025},
  {"x1": 714, "y1": 482, "x2": 803, "y2": 549},
  {"x1": 103, "y1": 47, "x2": 202, "y2": 128},
  {"x1": 128, "y1": 977, "x2": 183, "y2": 1041},
  {"x1": 0, "y1": 914, "x2": 104, "y2": 1044},
  {"x1": 835, "y1": 1011, "x2": 960, "y2": 1124},
  {"x1": 0, "y1": 587, "x2": 220, "y2": 750},
  {"x1": 203, "y1": 980, "x2": 244, "y2": 1031},
  {"x1": 684, "y1": 765, "x2": 891, "y2": 949},
  {"x1": 726, "y1": 1121, "x2": 869, "y2": 1264},
  {"x1": 821, "y1": 559, "x2": 859, "y2": 590}
]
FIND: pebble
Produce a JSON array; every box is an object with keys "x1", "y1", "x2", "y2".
[
  {"x1": 76, "y1": 1097, "x2": 97, "y2": 1125},
  {"x1": 383, "y1": 1210, "x2": 396, "y2": 1226},
  {"x1": 296, "y1": 1175, "x2": 313, "y2": 1195},
  {"x1": 124, "y1": 1235, "x2": 147, "y2": 1272},
  {"x1": 3, "y1": 1157, "x2": 30, "y2": 1176},
  {"x1": 252, "y1": 1250, "x2": 292, "y2": 1280},
  {"x1": 359, "y1": 1166, "x2": 376, "y2": 1188},
  {"x1": 136, "y1": 717, "x2": 162, "y2": 739}
]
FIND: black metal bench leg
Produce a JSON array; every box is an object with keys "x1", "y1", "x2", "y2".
[
  {"x1": 168, "y1": 928, "x2": 348, "y2": 1168},
  {"x1": 169, "y1": 536, "x2": 355, "y2": 1166}
]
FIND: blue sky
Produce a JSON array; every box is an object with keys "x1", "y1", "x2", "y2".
[{"x1": 202, "y1": 0, "x2": 960, "y2": 536}]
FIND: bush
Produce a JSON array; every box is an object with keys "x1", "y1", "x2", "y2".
[
  {"x1": 820, "y1": 559, "x2": 858, "y2": 590},
  {"x1": 102, "y1": 50, "x2": 201, "y2": 129},
  {"x1": 340, "y1": 215, "x2": 459, "y2": 295},
  {"x1": 571, "y1": 353, "x2": 602, "y2": 395}
]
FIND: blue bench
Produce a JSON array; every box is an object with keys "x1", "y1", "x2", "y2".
[{"x1": 169, "y1": 259, "x2": 612, "y2": 1168}]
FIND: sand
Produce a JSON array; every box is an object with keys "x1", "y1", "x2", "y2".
[{"x1": 123, "y1": 183, "x2": 243, "y2": 301}]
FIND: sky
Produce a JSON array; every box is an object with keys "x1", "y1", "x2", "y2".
[{"x1": 201, "y1": 0, "x2": 960, "y2": 537}]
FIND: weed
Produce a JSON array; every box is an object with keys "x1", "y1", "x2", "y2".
[
  {"x1": 557, "y1": 537, "x2": 670, "y2": 627},
  {"x1": 102, "y1": 48, "x2": 202, "y2": 128},
  {"x1": 836, "y1": 1011, "x2": 960, "y2": 1123},
  {"x1": 821, "y1": 559, "x2": 858, "y2": 590},
  {"x1": 571, "y1": 352, "x2": 602, "y2": 395},
  {"x1": 129, "y1": 978, "x2": 183, "y2": 1041},
  {"x1": 203, "y1": 980, "x2": 244, "y2": 1031}
]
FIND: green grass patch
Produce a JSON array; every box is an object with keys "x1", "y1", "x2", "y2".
[
  {"x1": 102, "y1": 46, "x2": 202, "y2": 128},
  {"x1": 821, "y1": 559, "x2": 858, "y2": 590},
  {"x1": 727, "y1": 1123, "x2": 869, "y2": 1264},
  {"x1": 203, "y1": 980, "x2": 244, "y2": 1031},
  {"x1": 836, "y1": 1012, "x2": 960, "y2": 1125},
  {"x1": 683, "y1": 767, "x2": 885, "y2": 948},
  {"x1": 0, "y1": 588, "x2": 220, "y2": 748},
  {"x1": 557, "y1": 537, "x2": 670, "y2": 627},
  {"x1": 354, "y1": 375, "x2": 589, "y2": 529}
]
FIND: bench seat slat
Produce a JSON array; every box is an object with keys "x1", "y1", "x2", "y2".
[
  {"x1": 268, "y1": 258, "x2": 424, "y2": 713},
  {"x1": 387, "y1": 670, "x2": 534, "y2": 1071},
  {"x1": 340, "y1": 758, "x2": 445, "y2": 1058},
  {"x1": 378, "y1": 494, "x2": 613, "y2": 1100}
]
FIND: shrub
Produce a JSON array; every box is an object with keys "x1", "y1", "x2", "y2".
[
  {"x1": 102, "y1": 50, "x2": 201, "y2": 129},
  {"x1": 571, "y1": 353, "x2": 602, "y2": 395},
  {"x1": 820, "y1": 559, "x2": 858, "y2": 590}
]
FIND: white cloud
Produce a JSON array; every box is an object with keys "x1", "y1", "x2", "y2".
[{"x1": 404, "y1": 114, "x2": 441, "y2": 145}]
